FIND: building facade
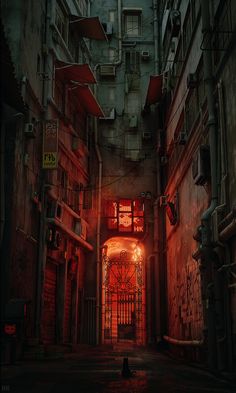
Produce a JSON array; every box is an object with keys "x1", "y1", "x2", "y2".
[{"x1": 153, "y1": 0, "x2": 236, "y2": 370}]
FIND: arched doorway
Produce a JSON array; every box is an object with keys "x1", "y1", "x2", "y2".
[{"x1": 101, "y1": 237, "x2": 146, "y2": 345}]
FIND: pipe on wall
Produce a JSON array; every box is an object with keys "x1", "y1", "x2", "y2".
[
  {"x1": 94, "y1": 114, "x2": 102, "y2": 345},
  {"x1": 35, "y1": 0, "x2": 51, "y2": 340},
  {"x1": 200, "y1": 0, "x2": 218, "y2": 370},
  {"x1": 163, "y1": 335, "x2": 204, "y2": 347}
]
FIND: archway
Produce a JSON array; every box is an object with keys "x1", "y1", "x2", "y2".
[{"x1": 101, "y1": 237, "x2": 146, "y2": 345}]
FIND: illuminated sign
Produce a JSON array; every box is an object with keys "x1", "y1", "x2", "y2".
[
  {"x1": 42, "y1": 119, "x2": 58, "y2": 169},
  {"x1": 107, "y1": 199, "x2": 144, "y2": 232}
]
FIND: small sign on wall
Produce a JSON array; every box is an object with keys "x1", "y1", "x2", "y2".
[{"x1": 42, "y1": 119, "x2": 58, "y2": 169}]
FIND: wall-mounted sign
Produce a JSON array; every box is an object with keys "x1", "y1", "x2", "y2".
[{"x1": 42, "y1": 119, "x2": 58, "y2": 169}]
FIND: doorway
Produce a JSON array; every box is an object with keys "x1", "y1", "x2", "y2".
[{"x1": 102, "y1": 237, "x2": 145, "y2": 345}]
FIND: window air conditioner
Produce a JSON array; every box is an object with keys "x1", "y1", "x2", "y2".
[
  {"x1": 192, "y1": 145, "x2": 210, "y2": 185},
  {"x1": 100, "y1": 65, "x2": 116, "y2": 77},
  {"x1": 24, "y1": 123, "x2": 36, "y2": 138},
  {"x1": 141, "y1": 51, "x2": 150, "y2": 60}
]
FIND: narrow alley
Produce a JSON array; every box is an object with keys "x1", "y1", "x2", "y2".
[
  {"x1": 2, "y1": 345, "x2": 236, "y2": 393},
  {"x1": 1, "y1": 0, "x2": 236, "y2": 391}
]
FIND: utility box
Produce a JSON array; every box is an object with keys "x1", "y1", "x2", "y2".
[{"x1": 192, "y1": 145, "x2": 210, "y2": 185}]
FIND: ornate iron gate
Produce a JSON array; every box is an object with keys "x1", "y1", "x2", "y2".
[{"x1": 103, "y1": 249, "x2": 144, "y2": 343}]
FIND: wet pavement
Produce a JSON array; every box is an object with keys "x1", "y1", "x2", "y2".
[{"x1": 1, "y1": 345, "x2": 236, "y2": 393}]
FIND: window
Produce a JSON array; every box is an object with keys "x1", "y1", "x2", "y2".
[
  {"x1": 83, "y1": 188, "x2": 92, "y2": 209},
  {"x1": 125, "y1": 51, "x2": 140, "y2": 91},
  {"x1": 124, "y1": 11, "x2": 142, "y2": 37},
  {"x1": 109, "y1": 10, "x2": 115, "y2": 23},
  {"x1": 54, "y1": 79, "x2": 65, "y2": 114},
  {"x1": 106, "y1": 199, "x2": 144, "y2": 232},
  {"x1": 58, "y1": 166, "x2": 68, "y2": 202},
  {"x1": 68, "y1": 180, "x2": 81, "y2": 214},
  {"x1": 76, "y1": 0, "x2": 87, "y2": 16},
  {"x1": 55, "y1": 2, "x2": 68, "y2": 43},
  {"x1": 125, "y1": 51, "x2": 140, "y2": 74}
]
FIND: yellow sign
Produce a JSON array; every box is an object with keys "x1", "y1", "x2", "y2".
[
  {"x1": 42, "y1": 119, "x2": 58, "y2": 169},
  {"x1": 43, "y1": 152, "x2": 57, "y2": 168}
]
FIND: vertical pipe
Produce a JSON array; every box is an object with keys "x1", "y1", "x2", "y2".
[
  {"x1": 200, "y1": 0, "x2": 218, "y2": 370},
  {"x1": 0, "y1": 124, "x2": 5, "y2": 246},
  {"x1": 35, "y1": 0, "x2": 51, "y2": 339},
  {"x1": 94, "y1": 115, "x2": 102, "y2": 345}
]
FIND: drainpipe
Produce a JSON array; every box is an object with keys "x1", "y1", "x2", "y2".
[
  {"x1": 153, "y1": 0, "x2": 163, "y2": 343},
  {"x1": 0, "y1": 124, "x2": 5, "y2": 247},
  {"x1": 35, "y1": 0, "x2": 51, "y2": 340},
  {"x1": 94, "y1": 112, "x2": 102, "y2": 345},
  {"x1": 93, "y1": 0, "x2": 122, "y2": 345},
  {"x1": 153, "y1": 0, "x2": 159, "y2": 74},
  {"x1": 200, "y1": 0, "x2": 218, "y2": 369},
  {"x1": 163, "y1": 335, "x2": 204, "y2": 347}
]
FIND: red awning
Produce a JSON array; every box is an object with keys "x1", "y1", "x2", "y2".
[
  {"x1": 71, "y1": 85, "x2": 104, "y2": 118},
  {"x1": 69, "y1": 16, "x2": 107, "y2": 41},
  {"x1": 145, "y1": 74, "x2": 163, "y2": 106},
  {"x1": 55, "y1": 60, "x2": 96, "y2": 84}
]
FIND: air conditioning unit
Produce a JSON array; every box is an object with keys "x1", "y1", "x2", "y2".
[
  {"x1": 100, "y1": 65, "x2": 116, "y2": 77},
  {"x1": 47, "y1": 228, "x2": 62, "y2": 250},
  {"x1": 192, "y1": 145, "x2": 210, "y2": 185},
  {"x1": 170, "y1": 10, "x2": 181, "y2": 37},
  {"x1": 102, "y1": 22, "x2": 113, "y2": 36},
  {"x1": 187, "y1": 73, "x2": 197, "y2": 89},
  {"x1": 177, "y1": 131, "x2": 187, "y2": 145},
  {"x1": 24, "y1": 123, "x2": 36, "y2": 138},
  {"x1": 141, "y1": 51, "x2": 150, "y2": 60},
  {"x1": 74, "y1": 218, "x2": 87, "y2": 240},
  {"x1": 142, "y1": 131, "x2": 152, "y2": 139}
]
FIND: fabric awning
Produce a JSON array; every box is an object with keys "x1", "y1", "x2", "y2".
[
  {"x1": 71, "y1": 84, "x2": 104, "y2": 118},
  {"x1": 55, "y1": 60, "x2": 96, "y2": 84},
  {"x1": 69, "y1": 16, "x2": 108, "y2": 41},
  {"x1": 145, "y1": 74, "x2": 163, "y2": 106}
]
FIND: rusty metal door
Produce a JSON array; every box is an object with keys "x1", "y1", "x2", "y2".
[
  {"x1": 117, "y1": 293, "x2": 136, "y2": 339},
  {"x1": 103, "y1": 250, "x2": 144, "y2": 343}
]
